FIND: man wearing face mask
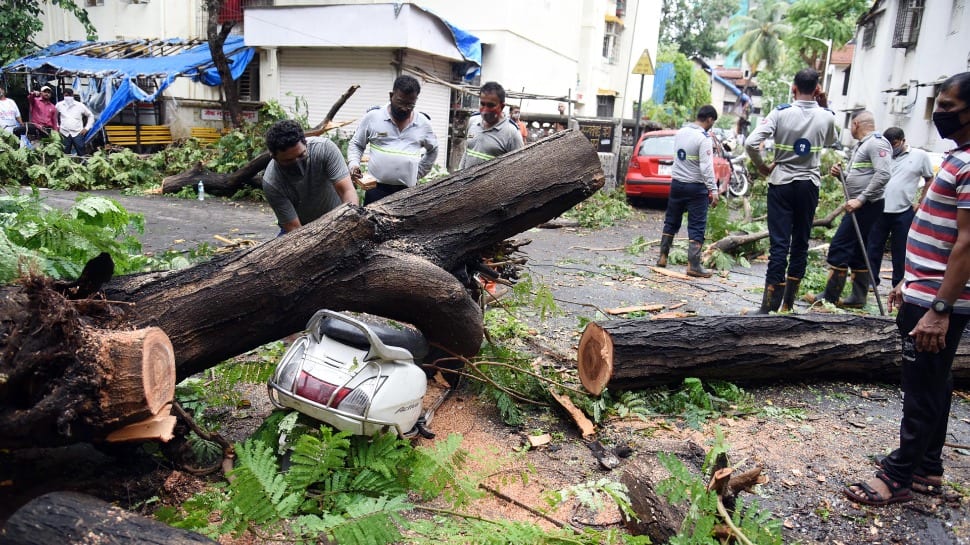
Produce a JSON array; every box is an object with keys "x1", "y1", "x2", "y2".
[
  {"x1": 805, "y1": 110, "x2": 892, "y2": 308},
  {"x1": 0, "y1": 85, "x2": 24, "y2": 136},
  {"x1": 56, "y1": 88, "x2": 94, "y2": 156},
  {"x1": 844, "y1": 71, "x2": 970, "y2": 508},
  {"x1": 348, "y1": 75, "x2": 438, "y2": 205},
  {"x1": 460, "y1": 81, "x2": 523, "y2": 169},
  {"x1": 262, "y1": 119, "x2": 357, "y2": 234},
  {"x1": 865, "y1": 127, "x2": 934, "y2": 290},
  {"x1": 509, "y1": 104, "x2": 529, "y2": 142}
]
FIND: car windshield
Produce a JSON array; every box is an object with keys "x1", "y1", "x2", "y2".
[{"x1": 638, "y1": 135, "x2": 675, "y2": 157}]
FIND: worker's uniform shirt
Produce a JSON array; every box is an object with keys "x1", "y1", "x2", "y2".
[
  {"x1": 460, "y1": 114, "x2": 524, "y2": 169},
  {"x1": 745, "y1": 100, "x2": 837, "y2": 186},
  {"x1": 670, "y1": 122, "x2": 717, "y2": 192},
  {"x1": 0, "y1": 98, "x2": 21, "y2": 132},
  {"x1": 263, "y1": 137, "x2": 350, "y2": 228},
  {"x1": 903, "y1": 143, "x2": 970, "y2": 312},
  {"x1": 884, "y1": 146, "x2": 933, "y2": 213},
  {"x1": 844, "y1": 132, "x2": 893, "y2": 202},
  {"x1": 347, "y1": 105, "x2": 438, "y2": 187}
]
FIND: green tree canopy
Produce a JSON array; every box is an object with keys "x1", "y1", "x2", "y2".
[
  {"x1": 659, "y1": 48, "x2": 712, "y2": 121},
  {"x1": 0, "y1": 0, "x2": 97, "y2": 65},
  {"x1": 784, "y1": 0, "x2": 869, "y2": 70},
  {"x1": 660, "y1": 0, "x2": 740, "y2": 59},
  {"x1": 727, "y1": 0, "x2": 791, "y2": 75}
]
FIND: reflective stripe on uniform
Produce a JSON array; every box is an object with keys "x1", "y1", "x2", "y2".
[
  {"x1": 370, "y1": 143, "x2": 423, "y2": 157},
  {"x1": 466, "y1": 149, "x2": 494, "y2": 161}
]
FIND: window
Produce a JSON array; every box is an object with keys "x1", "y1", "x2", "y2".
[
  {"x1": 237, "y1": 60, "x2": 259, "y2": 102},
  {"x1": 85, "y1": 0, "x2": 104, "y2": 6},
  {"x1": 841, "y1": 67, "x2": 851, "y2": 96},
  {"x1": 602, "y1": 21, "x2": 621, "y2": 65},
  {"x1": 892, "y1": 0, "x2": 924, "y2": 48},
  {"x1": 597, "y1": 95, "x2": 615, "y2": 117},
  {"x1": 862, "y1": 20, "x2": 877, "y2": 49}
]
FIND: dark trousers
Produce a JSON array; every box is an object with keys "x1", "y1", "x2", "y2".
[
  {"x1": 363, "y1": 183, "x2": 406, "y2": 205},
  {"x1": 866, "y1": 207, "x2": 915, "y2": 288},
  {"x1": 881, "y1": 303, "x2": 970, "y2": 488},
  {"x1": 826, "y1": 199, "x2": 884, "y2": 269},
  {"x1": 12, "y1": 123, "x2": 51, "y2": 139},
  {"x1": 765, "y1": 180, "x2": 818, "y2": 285},
  {"x1": 62, "y1": 133, "x2": 85, "y2": 156},
  {"x1": 661, "y1": 180, "x2": 709, "y2": 242}
]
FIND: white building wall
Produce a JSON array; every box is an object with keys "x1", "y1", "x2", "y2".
[{"x1": 847, "y1": 0, "x2": 970, "y2": 152}]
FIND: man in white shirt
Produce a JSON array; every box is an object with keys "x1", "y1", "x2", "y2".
[
  {"x1": 0, "y1": 85, "x2": 24, "y2": 135},
  {"x1": 866, "y1": 126, "x2": 935, "y2": 289},
  {"x1": 56, "y1": 88, "x2": 94, "y2": 156}
]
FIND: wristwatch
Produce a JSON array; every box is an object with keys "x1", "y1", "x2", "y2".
[{"x1": 931, "y1": 298, "x2": 953, "y2": 314}]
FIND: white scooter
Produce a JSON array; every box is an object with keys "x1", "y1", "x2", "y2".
[{"x1": 268, "y1": 310, "x2": 441, "y2": 438}]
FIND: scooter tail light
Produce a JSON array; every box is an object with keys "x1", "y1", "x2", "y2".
[{"x1": 294, "y1": 371, "x2": 353, "y2": 408}]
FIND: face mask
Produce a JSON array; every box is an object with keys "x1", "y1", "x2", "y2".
[
  {"x1": 389, "y1": 104, "x2": 410, "y2": 122},
  {"x1": 933, "y1": 106, "x2": 969, "y2": 139},
  {"x1": 64, "y1": 96, "x2": 75, "y2": 104},
  {"x1": 892, "y1": 144, "x2": 904, "y2": 157}
]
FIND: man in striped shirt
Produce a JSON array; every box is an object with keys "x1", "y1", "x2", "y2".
[
  {"x1": 844, "y1": 72, "x2": 970, "y2": 507},
  {"x1": 460, "y1": 81, "x2": 523, "y2": 169}
]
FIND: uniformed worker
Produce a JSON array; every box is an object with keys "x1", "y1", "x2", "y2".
[
  {"x1": 348, "y1": 75, "x2": 438, "y2": 205},
  {"x1": 806, "y1": 110, "x2": 892, "y2": 307},
  {"x1": 746, "y1": 68, "x2": 838, "y2": 313},
  {"x1": 655, "y1": 104, "x2": 720, "y2": 278},
  {"x1": 461, "y1": 81, "x2": 524, "y2": 169}
]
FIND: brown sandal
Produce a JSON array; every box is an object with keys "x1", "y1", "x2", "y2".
[
  {"x1": 874, "y1": 457, "x2": 944, "y2": 496},
  {"x1": 844, "y1": 471, "x2": 914, "y2": 506}
]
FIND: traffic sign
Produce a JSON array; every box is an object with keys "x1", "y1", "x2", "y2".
[{"x1": 632, "y1": 49, "x2": 654, "y2": 75}]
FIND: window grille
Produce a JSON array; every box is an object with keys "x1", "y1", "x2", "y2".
[
  {"x1": 602, "y1": 21, "x2": 621, "y2": 65},
  {"x1": 862, "y1": 20, "x2": 877, "y2": 49},
  {"x1": 597, "y1": 95, "x2": 615, "y2": 117},
  {"x1": 84, "y1": 0, "x2": 104, "y2": 6},
  {"x1": 892, "y1": 0, "x2": 924, "y2": 48}
]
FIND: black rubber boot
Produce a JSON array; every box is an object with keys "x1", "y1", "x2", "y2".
[
  {"x1": 839, "y1": 269, "x2": 870, "y2": 308},
  {"x1": 656, "y1": 233, "x2": 674, "y2": 267},
  {"x1": 685, "y1": 240, "x2": 712, "y2": 278},
  {"x1": 758, "y1": 281, "x2": 786, "y2": 314},
  {"x1": 804, "y1": 266, "x2": 848, "y2": 305},
  {"x1": 781, "y1": 276, "x2": 801, "y2": 312}
]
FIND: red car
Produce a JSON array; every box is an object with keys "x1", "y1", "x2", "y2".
[{"x1": 624, "y1": 129, "x2": 731, "y2": 201}]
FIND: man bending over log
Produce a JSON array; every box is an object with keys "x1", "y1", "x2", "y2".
[{"x1": 263, "y1": 119, "x2": 358, "y2": 235}]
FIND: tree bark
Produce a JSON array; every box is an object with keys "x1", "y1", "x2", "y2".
[
  {"x1": 160, "y1": 85, "x2": 360, "y2": 196},
  {"x1": 0, "y1": 491, "x2": 217, "y2": 545},
  {"x1": 206, "y1": 1, "x2": 242, "y2": 128},
  {"x1": 116, "y1": 130, "x2": 605, "y2": 379},
  {"x1": 577, "y1": 314, "x2": 970, "y2": 395}
]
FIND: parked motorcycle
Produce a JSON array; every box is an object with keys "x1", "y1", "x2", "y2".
[{"x1": 728, "y1": 154, "x2": 750, "y2": 198}]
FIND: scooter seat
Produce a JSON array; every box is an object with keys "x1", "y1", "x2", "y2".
[{"x1": 319, "y1": 316, "x2": 429, "y2": 362}]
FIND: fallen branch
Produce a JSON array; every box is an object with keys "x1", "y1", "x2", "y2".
[{"x1": 707, "y1": 206, "x2": 844, "y2": 255}]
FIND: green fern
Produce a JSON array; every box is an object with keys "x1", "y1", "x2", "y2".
[
  {"x1": 223, "y1": 440, "x2": 302, "y2": 533},
  {"x1": 409, "y1": 433, "x2": 477, "y2": 504}
]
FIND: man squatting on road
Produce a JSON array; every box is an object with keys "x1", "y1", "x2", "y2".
[
  {"x1": 805, "y1": 110, "x2": 892, "y2": 308},
  {"x1": 655, "y1": 105, "x2": 720, "y2": 278},
  {"x1": 262, "y1": 119, "x2": 357, "y2": 234},
  {"x1": 460, "y1": 81, "x2": 523, "y2": 169},
  {"x1": 843, "y1": 71, "x2": 970, "y2": 508},
  {"x1": 347, "y1": 75, "x2": 438, "y2": 205},
  {"x1": 745, "y1": 68, "x2": 837, "y2": 313}
]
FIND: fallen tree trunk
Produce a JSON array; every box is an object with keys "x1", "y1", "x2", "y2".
[
  {"x1": 120, "y1": 131, "x2": 604, "y2": 379},
  {"x1": 0, "y1": 491, "x2": 217, "y2": 545},
  {"x1": 577, "y1": 314, "x2": 970, "y2": 395},
  {"x1": 0, "y1": 274, "x2": 177, "y2": 448},
  {"x1": 161, "y1": 85, "x2": 360, "y2": 196}
]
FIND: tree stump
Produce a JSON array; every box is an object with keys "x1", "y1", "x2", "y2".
[
  {"x1": 0, "y1": 491, "x2": 217, "y2": 545},
  {"x1": 577, "y1": 314, "x2": 970, "y2": 394}
]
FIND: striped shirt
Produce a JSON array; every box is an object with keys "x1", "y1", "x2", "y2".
[
  {"x1": 461, "y1": 115, "x2": 524, "y2": 169},
  {"x1": 671, "y1": 122, "x2": 716, "y2": 192},
  {"x1": 902, "y1": 144, "x2": 970, "y2": 313}
]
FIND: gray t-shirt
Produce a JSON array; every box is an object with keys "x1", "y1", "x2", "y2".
[
  {"x1": 262, "y1": 137, "x2": 350, "y2": 227},
  {"x1": 884, "y1": 146, "x2": 933, "y2": 213}
]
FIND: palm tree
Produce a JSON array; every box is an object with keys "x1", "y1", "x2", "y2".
[{"x1": 728, "y1": 0, "x2": 791, "y2": 75}]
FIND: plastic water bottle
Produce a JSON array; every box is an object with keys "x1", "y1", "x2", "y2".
[{"x1": 197, "y1": 180, "x2": 205, "y2": 201}]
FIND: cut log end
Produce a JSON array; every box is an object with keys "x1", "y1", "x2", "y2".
[
  {"x1": 578, "y1": 322, "x2": 613, "y2": 395},
  {"x1": 141, "y1": 328, "x2": 177, "y2": 415}
]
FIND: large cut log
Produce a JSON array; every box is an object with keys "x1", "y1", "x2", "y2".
[
  {"x1": 115, "y1": 130, "x2": 603, "y2": 379},
  {"x1": 161, "y1": 85, "x2": 360, "y2": 196},
  {"x1": 0, "y1": 491, "x2": 217, "y2": 545},
  {"x1": 577, "y1": 314, "x2": 970, "y2": 395}
]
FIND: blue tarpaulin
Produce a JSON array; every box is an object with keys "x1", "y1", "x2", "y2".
[
  {"x1": 651, "y1": 62, "x2": 675, "y2": 103},
  {"x1": 2, "y1": 36, "x2": 255, "y2": 140},
  {"x1": 417, "y1": 6, "x2": 481, "y2": 80}
]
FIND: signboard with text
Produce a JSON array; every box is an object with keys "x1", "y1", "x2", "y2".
[
  {"x1": 577, "y1": 121, "x2": 615, "y2": 153},
  {"x1": 201, "y1": 108, "x2": 258, "y2": 123}
]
